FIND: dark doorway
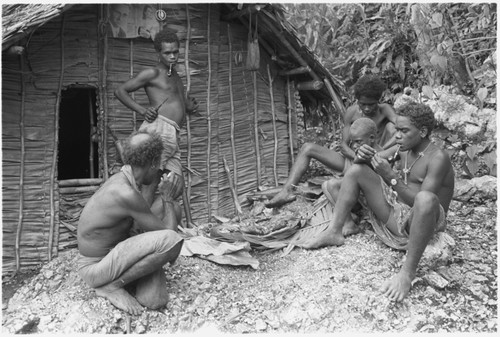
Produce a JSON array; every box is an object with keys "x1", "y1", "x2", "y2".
[{"x1": 58, "y1": 87, "x2": 99, "y2": 180}]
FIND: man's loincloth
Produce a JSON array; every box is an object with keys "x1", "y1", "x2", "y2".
[
  {"x1": 365, "y1": 178, "x2": 447, "y2": 250},
  {"x1": 78, "y1": 229, "x2": 183, "y2": 288},
  {"x1": 139, "y1": 115, "x2": 182, "y2": 176}
]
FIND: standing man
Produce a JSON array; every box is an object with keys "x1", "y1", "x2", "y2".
[
  {"x1": 77, "y1": 131, "x2": 184, "y2": 315},
  {"x1": 303, "y1": 102, "x2": 455, "y2": 302},
  {"x1": 265, "y1": 74, "x2": 398, "y2": 208},
  {"x1": 115, "y1": 30, "x2": 197, "y2": 228}
]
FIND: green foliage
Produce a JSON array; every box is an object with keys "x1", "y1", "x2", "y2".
[{"x1": 284, "y1": 3, "x2": 497, "y2": 106}]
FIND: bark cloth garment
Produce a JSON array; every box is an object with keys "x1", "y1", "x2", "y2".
[
  {"x1": 322, "y1": 176, "x2": 446, "y2": 251},
  {"x1": 364, "y1": 177, "x2": 447, "y2": 251},
  {"x1": 139, "y1": 115, "x2": 182, "y2": 176},
  {"x1": 77, "y1": 165, "x2": 183, "y2": 288}
]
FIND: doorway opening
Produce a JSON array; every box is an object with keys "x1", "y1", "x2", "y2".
[{"x1": 58, "y1": 87, "x2": 99, "y2": 180}]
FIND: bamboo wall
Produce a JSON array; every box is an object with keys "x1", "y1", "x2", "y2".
[
  {"x1": 2, "y1": 5, "x2": 100, "y2": 275},
  {"x1": 2, "y1": 4, "x2": 297, "y2": 276},
  {"x1": 106, "y1": 4, "x2": 294, "y2": 223}
]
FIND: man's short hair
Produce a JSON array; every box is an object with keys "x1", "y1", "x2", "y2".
[
  {"x1": 154, "y1": 30, "x2": 179, "y2": 51},
  {"x1": 353, "y1": 75, "x2": 387, "y2": 100},
  {"x1": 122, "y1": 131, "x2": 163, "y2": 167},
  {"x1": 397, "y1": 102, "x2": 436, "y2": 134},
  {"x1": 351, "y1": 117, "x2": 377, "y2": 137}
]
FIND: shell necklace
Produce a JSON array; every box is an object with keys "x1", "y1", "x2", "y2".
[{"x1": 402, "y1": 141, "x2": 432, "y2": 184}]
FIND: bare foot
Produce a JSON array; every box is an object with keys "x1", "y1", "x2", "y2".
[
  {"x1": 342, "y1": 220, "x2": 361, "y2": 237},
  {"x1": 301, "y1": 231, "x2": 345, "y2": 249},
  {"x1": 95, "y1": 284, "x2": 144, "y2": 315},
  {"x1": 380, "y1": 270, "x2": 414, "y2": 302},
  {"x1": 264, "y1": 190, "x2": 296, "y2": 208}
]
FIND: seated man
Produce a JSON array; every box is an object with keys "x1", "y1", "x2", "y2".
[
  {"x1": 322, "y1": 117, "x2": 387, "y2": 237},
  {"x1": 77, "y1": 131, "x2": 184, "y2": 315},
  {"x1": 303, "y1": 102, "x2": 455, "y2": 302},
  {"x1": 265, "y1": 74, "x2": 397, "y2": 208}
]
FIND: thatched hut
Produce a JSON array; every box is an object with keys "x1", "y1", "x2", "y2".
[{"x1": 2, "y1": 3, "x2": 345, "y2": 276}]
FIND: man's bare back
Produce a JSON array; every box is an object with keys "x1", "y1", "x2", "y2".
[
  {"x1": 77, "y1": 132, "x2": 183, "y2": 315},
  {"x1": 78, "y1": 173, "x2": 137, "y2": 257}
]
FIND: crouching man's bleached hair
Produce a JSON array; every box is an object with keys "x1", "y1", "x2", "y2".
[{"x1": 122, "y1": 131, "x2": 163, "y2": 167}]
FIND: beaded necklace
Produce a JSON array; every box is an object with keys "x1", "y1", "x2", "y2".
[{"x1": 402, "y1": 141, "x2": 432, "y2": 184}]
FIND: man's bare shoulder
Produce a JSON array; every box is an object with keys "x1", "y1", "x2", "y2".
[
  {"x1": 427, "y1": 145, "x2": 452, "y2": 166},
  {"x1": 136, "y1": 67, "x2": 161, "y2": 81},
  {"x1": 379, "y1": 103, "x2": 396, "y2": 114},
  {"x1": 99, "y1": 174, "x2": 139, "y2": 204},
  {"x1": 345, "y1": 104, "x2": 359, "y2": 123}
]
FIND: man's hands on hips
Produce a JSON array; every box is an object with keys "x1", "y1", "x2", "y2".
[{"x1": 143, "y1": 107, "x2": 159, "y2": 123}]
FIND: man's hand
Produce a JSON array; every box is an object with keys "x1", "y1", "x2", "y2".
[
  {"x1": 355, "y1": 144, "x2": 377, "y2": 162},
  {"x1": 143, "y1": 107, "x2": 158, "y2": 123},
  {"x1": 371, "y1": 154, "x2": 397, "y2": 181},
  {"x1": 186, "y1": 94, "x2": 198, "y2": 115},
  {"x1": 158, "y1": 171, "x2": 183, "y2": 201}
]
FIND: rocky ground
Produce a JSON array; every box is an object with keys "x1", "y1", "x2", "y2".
[{"x1": 1, "y1": 192, "x2": 497, "y2": 334}]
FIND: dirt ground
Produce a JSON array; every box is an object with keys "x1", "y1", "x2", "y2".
[
  {"x1": 2, "y1": 127, "x2": 498, "y2": 333},
  {"x1": 1, "y1": 193, "x2": 497, "y2": 334}
]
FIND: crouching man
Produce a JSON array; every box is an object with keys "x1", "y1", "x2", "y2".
[
  {"x1": 77, "y1": 131, "x2": 184, "y2": 315},
  {"x1": 303, "y1": 102, "x2": 455, "y2": 301}
]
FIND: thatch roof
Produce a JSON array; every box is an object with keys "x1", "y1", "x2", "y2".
[{"x1": 2, "y1": 4, "x2": 73, "y2": 51}]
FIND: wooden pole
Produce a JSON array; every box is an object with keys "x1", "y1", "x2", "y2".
[
  {"x1": 223, "y1": 156, "x2": 243, "y2": 217},
  {"x1": 49, "y1": 13, "x2": 66, "y2": 261},
  {"x1": 183, "y1": 4, "x2": 194, "y2": 227},
  {"x1": 206, "y1": 4, "x2": 212, "y2": 221},
  {"x1": 279, "y1": 66, "x2": 311, "y2": 76},
  {"x1": 88, "y1": 90, "x2": 95, "y2": 178},
  {"x1": 324, "y1": 78, "x2": 346, "y2": 116},
  {"x1": 296, "y1": 80, "x2": 324, "y2": 91},
  {"x1": 102, "y1": 5, "x2": 109, "y2": 180},
  {"x1": 58, "y1": 178, "x2": 103, "y2": 187},
  {"x1": 228, "y1": 24, "x2": 238, "y2": 192},
  {"x1": 129, "y1": 39, "x2": 137, "y2": 131},
  {"x1": 14, "y1": 51, "x2": 27, "y2": 275},
  {"x1": 253, "y1": 71, "x2": 261, "y2": 187},
  {"x1": 59, "y1": 186, "x2": 100, "y2": 194},
  {"x1": 287, "y1": 77, "x2": 295, "y2": 164},
  {"x1": 267, "y1": 64, "x2": 278, "y2": 186}
]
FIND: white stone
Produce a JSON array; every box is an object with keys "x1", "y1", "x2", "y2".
[
  {"x1": 424, "y1": 271, "x2": 449, "y2": 289},
  {"x1": 255, "y1": 318, "x2": 267, "y2": 331}
]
